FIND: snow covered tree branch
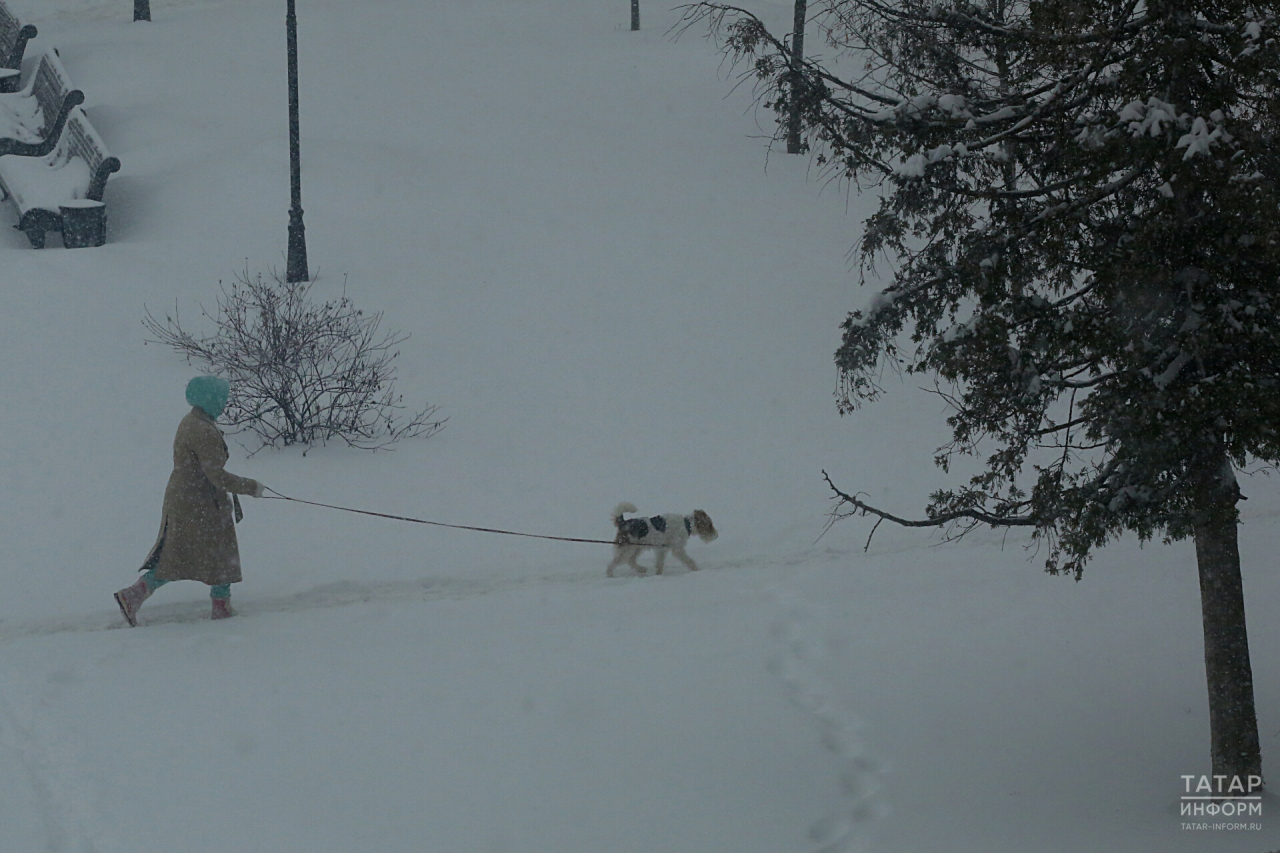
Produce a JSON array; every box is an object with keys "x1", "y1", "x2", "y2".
[{"x1": 685, "y1": 0, "x2": 1280, "y2": 784}]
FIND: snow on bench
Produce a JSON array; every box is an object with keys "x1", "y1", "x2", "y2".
[
  {"x1": 0, "y1": 1, "x2": 36, "y2": 94},
  {"x1": 0, "y1": 105, "x2": 119, "y2": 248},
  {"x1": 0, "y1": 50, "x2": 84, "y2": 158}
]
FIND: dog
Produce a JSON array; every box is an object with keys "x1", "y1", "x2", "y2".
[{"x1": 607, "y1": 502, "x2": 718, "y2": 577}]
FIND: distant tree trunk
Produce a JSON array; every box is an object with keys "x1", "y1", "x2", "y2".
[
  {"x1": 134, "y1": 0, "x2": 151, "y2": 22},
  {"x1": 1193, "y1": 457, "x2": 1263, "y2": 784},
  {"x1": 785, "y1": 0, "x2": 807, "y2": 153},
  {"x1": 631, "y1": 0, "x2": 639, "y2": 31}
]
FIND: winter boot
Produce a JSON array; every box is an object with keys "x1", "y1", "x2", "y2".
[
  {"x1": 114, "y1": 577, "x2": 151, "y2": 627},
  {"x1": 211, "y1": 597, "x2": 234, "y2": 620}
]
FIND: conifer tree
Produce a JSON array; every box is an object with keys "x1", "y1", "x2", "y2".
[{"x1": 679, "y1": 0, "x2": 1280, "y2": 782}]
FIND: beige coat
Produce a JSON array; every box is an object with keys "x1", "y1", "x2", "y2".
[{"x1": 143, "y1": 407, "x2": 260, "y2": 585}]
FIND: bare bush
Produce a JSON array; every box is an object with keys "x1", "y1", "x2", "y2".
[{"x1": 144, "y1": 268, "x2": 445, "y2": 452}]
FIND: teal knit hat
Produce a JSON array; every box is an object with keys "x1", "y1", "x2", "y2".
[{"x1": 186, "y1": 375, "x2": 230, "y2": 420}]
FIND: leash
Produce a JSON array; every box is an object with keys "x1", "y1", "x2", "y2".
[{"x1": 262, "y1": 488, "x2": 663, "y2": 547}]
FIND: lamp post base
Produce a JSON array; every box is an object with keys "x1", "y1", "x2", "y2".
[{"x1": 286, "y1": 207, "x2": 309, "y2": 283}]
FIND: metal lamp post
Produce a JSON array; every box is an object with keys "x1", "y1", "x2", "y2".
[
  {"x1": 785, "y1": 0, "x2": 807, "y2": 154},
  {"x1": 285, "y1": 0, "x2": 310, "y2": 282}
]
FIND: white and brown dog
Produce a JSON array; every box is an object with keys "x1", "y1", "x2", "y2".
[{"x1": 607, "y1": 502, "x2": 718, "y2": 577}]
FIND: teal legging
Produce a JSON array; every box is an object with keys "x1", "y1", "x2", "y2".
[{"x1": 143, "y1": 569, "x2": 230, "y2": 601}]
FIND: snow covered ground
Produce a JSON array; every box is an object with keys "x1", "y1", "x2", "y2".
[{"x1": 0, "y1": 0, "x2": 1278, "y2": 850}]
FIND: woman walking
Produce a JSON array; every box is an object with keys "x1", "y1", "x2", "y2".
[{"x1": 115, "y1": 376, "x2": 267, "y2": 625}]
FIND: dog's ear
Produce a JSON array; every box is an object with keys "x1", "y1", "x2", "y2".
[{"x1": 693, "y1": 510, "x2": 718, "y2": 540}]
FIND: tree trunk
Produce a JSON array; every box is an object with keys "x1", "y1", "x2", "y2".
[
  {"x1": 134, "y1": 0, "x2": 151, "y2": 22},
  {"x1": 1193, "y1": 466, "x2": 1263, "y2": 784},
  {"x1": 786, "y1": 0, "x2": 807, "y2": 153},
  {"x1": 631, "y1": 0, "x2": 639, "y2": 31}
]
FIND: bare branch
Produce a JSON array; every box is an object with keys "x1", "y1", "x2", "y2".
[
  {"x1": 144, "y1": 267, "x2": 446, "y2": 452},
  {"x1": 823, "y1": 470, "x2": 1038, "y2": 530}
]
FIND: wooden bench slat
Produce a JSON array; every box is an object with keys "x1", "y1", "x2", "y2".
[{"x1": 31, "y1": 51, "x2": 75, "y2": 123}]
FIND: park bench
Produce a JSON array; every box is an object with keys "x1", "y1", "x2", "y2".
[
  {"x1": 0, "y1": 105, "x2": 120, "y2": 248},
  {"x1": 0, "y1": 1, "x2": 36, "y2": 94},
  {"x1": 0, "y1": 50, "x2": 84, "y2": 158}
]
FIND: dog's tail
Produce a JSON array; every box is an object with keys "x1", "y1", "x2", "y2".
[{"x1": 612, "y1": 502, "x2": 638, "y2": 527}]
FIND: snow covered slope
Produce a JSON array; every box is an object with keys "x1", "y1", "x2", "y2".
[{"x1": 0, "y1": 0, "x2": 1277, "y2": 850}]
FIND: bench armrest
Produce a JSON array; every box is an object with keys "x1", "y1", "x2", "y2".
[
  {"x1": 0, "y1": 90, "x2": 83, "y2": 158},
  {"x1": 87, "y1": 155, "x2": 120, "y2": 201},
  {"x1": 3, "y1": 23, "x2": 36, "y2": 71}
]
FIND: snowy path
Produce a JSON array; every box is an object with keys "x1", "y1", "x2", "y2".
[
  {"x1": 770, "y1": 589, "x2": 883, "y2": 853},
  {"x1": 0, "y1": 572, "x2": 607, "y2": 643},
  {"x1": 0, "y1": 562, "x2": 859, "y2": 853},
  {"x1": 0, "y1": 694, "x2": 68, "y2": 851},
  {"x1": 0, "y1": 537, "x2": 868, "y2": 645},
  {"x1": 0, "y1": 676, "x2": 121, "y2": 852}
]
